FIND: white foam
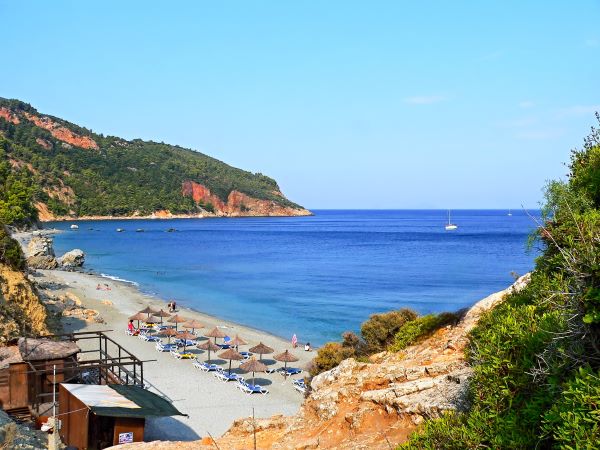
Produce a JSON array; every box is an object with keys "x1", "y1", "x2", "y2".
[{"x1": 99, "y1": 273, "x2": 140, "y2": 287}]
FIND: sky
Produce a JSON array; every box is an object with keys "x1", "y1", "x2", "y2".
[{"x1": 1, "y1": 1, "x2": 599, "y2": 209}]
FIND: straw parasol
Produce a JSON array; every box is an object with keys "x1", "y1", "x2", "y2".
[
  {"x1": 240, "y1": 357, "x2": 267, "y2": 385},
  {"x1": 274, "y1": 350, "x2": 299, "y2": 371},
  {"x1": 218, "y1": 348, "x2": 244, "y2": 374},
  {"x1": 152, "y1": 309, "x2": 171, "y2": 325},
  {"x1": 197, "y1": 340, "x2": 221, "y2": 362},
  {"x1": 183, "y1": 320, "x2": 205, "y2": 334},
  {"x1": 139, "y1": 306, "x2": 158, "y2": 320},
  {"x1": 249, "y1": 342, "x2": 274, "y2": 361},
  {"x1": 205, "y1": 326, "x2": 227, "y2": 343},
  {"x1": 176, "y1": 331, "x2": 197, "y2": 352},
  {"x1": 229, "y1": 334, "x2": 247, "y2": 347},
  {"x1": 129, "y1": 312, "x2": 147, "y2": 328},
  {"x1": 167, "y1": 314, "x2": 188, "y2": 331},
  {"x1": 161, "y1": 327, "x2": 178, "y2": 343}
]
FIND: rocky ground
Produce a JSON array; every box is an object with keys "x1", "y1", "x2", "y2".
[{"x1": 109, "y1": 274, "x2": 530, "y2": 449}]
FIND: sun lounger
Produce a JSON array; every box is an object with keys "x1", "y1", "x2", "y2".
[
  {"x1": 217, "y1": 343, "x2": 231, "y2": 349},
  {"x1": 214, "y1": 370, "x2": 243, "y2": 382},
  {"x1": 175, "y1": 339, "x2": 197, "y2": 347},
  {"x1": 138, "y1": 332, "x2": 160, "y2": 342},
  {"x1": 239, "y1": 351, "x2": 252, "y2": 359},
  {"x1": 171, "y1": 349, "x2": 195, "y2": 359},
  {"x1": 125, "y1": 329, "x2": 136, "y2": 336},
  {"x1": 193, "y1": 360, "x2": 219, "y2": 372},
  {"x1": 155, "y1": 342, "x2": 178, "y2": 352},
  {"x1": 236, "y1": 380, "x2": 269, "y2": 395},
  {"x1": 293, "y1": 379, "x2": 307, "y2": 394},
  {"x1": 266, "y1": 367, "x2": 302, "y2": 376}
]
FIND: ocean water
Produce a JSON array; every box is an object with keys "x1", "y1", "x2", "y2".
[{"x1": 49, "y1": 210, "x2": 539, "y2": 345}]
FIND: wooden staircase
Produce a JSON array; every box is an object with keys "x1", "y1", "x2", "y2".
[{"x1": 5, "y1": 406, "x2": 33, "y2": 424}]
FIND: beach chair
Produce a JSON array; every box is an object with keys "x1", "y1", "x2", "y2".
[
  {"x1": 139, "y1": 332, "x2": 160, "y2": 342},
  {"x1": 282, "y1": 367, "x2": 302, "y2": 376},
  {"x1": 239, "y1": 351, "x2": 252, "y2": 359},
  {"x1": 214, "y1": 369, "x2": 242, "y2": 382},
  {"x1": 171, "y1": 349, "x2": 195, "y2": 359},
  {"x1": 236, "y1": 380, "x2": 269, "y2": 395},
  {"x1": 175, "y1": 338, "x2": 196, "y2": 348},
  {"x1": 193, "y1": 360, "x2": 219, "y2": 372},
  {"x1": 293, "y1": 379, "x2": 307, "y2": 394},
  {"x1": 125, "y1": 329, "x2": 136, "y2": 336},
  {"x1": 156, "y1": 342, "x2": 178, "y2": 352}
]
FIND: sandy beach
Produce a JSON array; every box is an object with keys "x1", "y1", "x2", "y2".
[{"x1": 29, "y1": 265, "x2": 313, "y2": 441}]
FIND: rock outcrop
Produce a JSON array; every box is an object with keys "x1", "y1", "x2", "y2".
[
  {"x1": 182, "y1": 180, "x2": 312, "y2": 217},
  {"x1": 57, "y1": 249, "x2": 85, "y2": 270},
  {"x1": 25, "y1": 235, "x2": 59, "y2": 269},
  {"x1": 0, "y1": 409, "x2": 48, "y2": 449},
  {"x1": 109, "y1": 274, "x2": 530, "y2": 450},
  {"x1": 0, "y1": 263, "x2": 50, "y2": 344}
]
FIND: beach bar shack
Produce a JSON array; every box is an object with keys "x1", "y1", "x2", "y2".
[
  {"x1": 59, "y1": 383, "x2": 185, "y2": 449},
  {"x1": 0, "y1": 338, "x2": 80, "y2": 416}
]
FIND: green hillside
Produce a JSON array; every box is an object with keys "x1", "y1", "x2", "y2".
[{"x1": 0, "y1": 97, "x2": 304, "y2": 221}]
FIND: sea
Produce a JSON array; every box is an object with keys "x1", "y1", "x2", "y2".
[{"x1": 49, "y1": 210, "x2": 539, "y2": 345}]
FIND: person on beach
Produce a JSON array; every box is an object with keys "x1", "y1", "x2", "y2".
[
  {"x1": 292, "y1": 333, "x2": 298, "y2": 348},
  {"x1": 127, "y1": 320, "x2": 139, "y2": 336},
  {"x1": 96, "y1": 284, "x2": 101, "y2": 290},
  {"x1": 172, "y1": 300, "x2": 176, "y2": 312},
  {"x1": 305, "y1": 342, "x2": 311, "y2": 352}
]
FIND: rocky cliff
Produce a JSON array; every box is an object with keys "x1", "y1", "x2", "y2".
[
  {"x1": 109, "y1": 275, "x2": 530, "y2": 450},
  {"x1": 0, "y1": 263, "x2": 50, "y2": 345},
  {"x1": 182, "y1": 180, "x2": 312, "y2": 217},
  {"x1": 0, "y1": 97, "x2": 310, "y2": 220}
]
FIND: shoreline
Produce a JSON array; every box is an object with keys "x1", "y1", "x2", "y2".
[
  {"x1": 33, "y1": 267, "x2": 314, "y2": 440},
  {"x1": 39, "y1": 210, "x2": 313, "y2": 222},
  {"x1": 17, "y1": 230, "x2": 314, "y2": 440}
]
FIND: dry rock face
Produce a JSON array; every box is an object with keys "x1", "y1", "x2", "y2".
[
  {"x1": 57, "y1": 249, "x2": 85, "y2": 269},
  {"x1": 110, "y1": 275, "x2": 530, "y2": 450}
]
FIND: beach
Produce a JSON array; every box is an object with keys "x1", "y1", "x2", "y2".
[{"x1": 30, "y1": 266, "x2": 313, "y2": 441}]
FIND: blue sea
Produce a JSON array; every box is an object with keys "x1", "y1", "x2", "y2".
[{"x1": 49, "y1": 210, "x2": 539, "y2": 345}]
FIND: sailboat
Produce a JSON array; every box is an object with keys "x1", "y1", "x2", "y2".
[
  {"x1": 508, "y1": 209, "x2": 512, "y2": 216},
  {"x1": 445, "y1": 210, "x2": 458, "y2": 230}
]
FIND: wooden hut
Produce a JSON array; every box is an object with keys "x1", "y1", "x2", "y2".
[
  {"x1": 0, "y1": 337, "x2": 80, "y2": 416},
  {"x1": 59, "y1": 383, "x2": 185, "y2": 449}
]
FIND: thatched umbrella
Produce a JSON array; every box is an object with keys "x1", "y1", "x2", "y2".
[
  {"x1": 229, "y1": 334, "x2": 247, "y2": 348},
  {"x1": 218, "y1": 348, "x2": 244, "y2": 375},
  {"x1": 152, "y1": 309, "x2": 171, "y2": 325},
  {"x1": 197, "y1": 340, "x2": 221, "y2": 362},
  {"x1": 139, "y1": 306, "x2": 158, "y2": 320},
  {"x1": 161, "y1": 327, "x2": 178, "y2": 343},
  {"x1": 176, "y1": 331, "x2": 197, "y2": 352},
  {"x1": 167, "y1": 314, "x2": 187, "y2": 331},
  {"x1": 249, "y1": 342, "x2": 274, "y2": 361},
  {"x1": 129, "y1": 312, "x2": 147, "y2": 329},
  {"x1": 183, "y1": 320, "x2": 205, "y2": 334},
  {"x1": 274, "y1": 350, "x2": 299, "y2": 371},
  {"x1": 240, "y1": 357, "x2": 267, "y2": 385},
  {"x1": 205, "y1": 326, "x2": 227, "y2": 343}
]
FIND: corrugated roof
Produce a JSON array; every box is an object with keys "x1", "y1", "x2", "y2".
[{"x1": 61, "y1": 384, "x2": 185, "y2": 418}]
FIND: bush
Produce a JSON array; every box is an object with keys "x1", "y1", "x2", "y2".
[
  {"x1": 309, "y1": 342, "x2": 355, "y2": 377},
  {"x1": 390, "y1": 312, "x2": 461, "y2": 352},
  {"x1": 360, "y1": 308, "x2": 418, "y2": 353},
  {"x1": 0, "y1": 225, "x2": 25, "y2": 270},
  {"x1": 542, "y1": 366, "x2": 600, "y2": 448}
]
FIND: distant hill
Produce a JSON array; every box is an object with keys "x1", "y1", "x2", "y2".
[{"x1": 0, "y1": 97, "x2": 310, "y2": 221}]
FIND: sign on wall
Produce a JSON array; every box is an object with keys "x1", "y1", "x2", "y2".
[{"x1": 118, "y1": 432, "x2": 134, "y2": 444}]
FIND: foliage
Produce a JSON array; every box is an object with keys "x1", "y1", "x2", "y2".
[
  {"x1": 360, "y1": 308, "x2": 418, "y2": 354},
  {"x1": 390, "y1": 312, "x2": 461, "y2": 352},
  {"x1": 542, "y1": 366, "x2": 600, "y2": 448},
  {"x1": 0, "y1": 97, "x2": 303, "y2": 218},
  {"x1": 309, "y1": 342, "x2": 356, "y2": 377},
  {"x1": 0, "y1": 225, "x2": 25, "y2": 270},
  {"x1": 401, "y1": 114, "x2": 600, "y2": 448}
]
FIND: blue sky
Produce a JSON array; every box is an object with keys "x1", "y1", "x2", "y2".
[{"x1": 1, "y1": 1, "x2": 599, "y2": 209}]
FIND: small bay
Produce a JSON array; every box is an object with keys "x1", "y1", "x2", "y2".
[{"x1": 49, "y1": 209, "x2": 538, "y2": 345}]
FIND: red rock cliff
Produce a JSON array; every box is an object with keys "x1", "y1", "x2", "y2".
[{"x1": 182, "y1": 180, "x2": 311, "y2": 217}]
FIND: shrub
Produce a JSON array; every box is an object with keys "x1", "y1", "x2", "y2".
[
  {"x1": 390, "y1": 312, "x2": 461, "y2": 352},
  {"x1": 542, "y1": 366, "x2": 600, "y2": 448},
  {"x1": 360, "y1": 308, "x2": 417, "y2": 353},
  {"x1": 0, "y1": 225, "x2": 25, "y2": 270},
  {"x1": 309, "y1": 342, "x2": 355, "y2": 377}
]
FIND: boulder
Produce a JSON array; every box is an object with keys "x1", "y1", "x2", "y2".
[
  {"x1": 25, "y1": 235, "x2": 55, "y2": 258},
  {"x1": 26, "y1": 255, "x2": 59, "y2": 269},
  {"x1": 58, "y1": 249, "x2": 85, "y2": 269}
]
